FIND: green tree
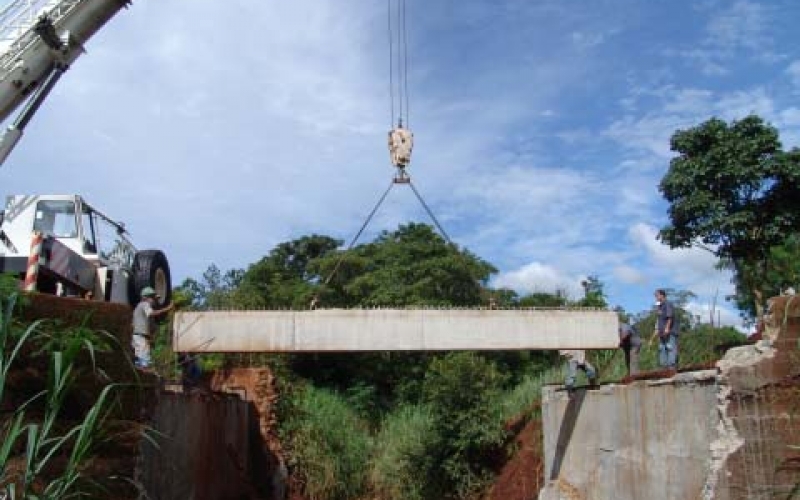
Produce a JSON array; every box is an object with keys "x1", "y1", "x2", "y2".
[
  {"x1": 576, "y1": 275, "x2": 608, "y2": 308},
  {"x1": 239, "y1": 234, "x2": 341, "y2": 309},
  {"x1": 731, "y1": 234, "x2": 800, "y2": 318},
  {"x1": 421, "y1": 352, "x2": 508, "y2": 499},
  {"x1": 659, "y1": 115, "x2": 800, "y2": 318},
  {"x1": 176, "y1": 263, "x2": 244, "y2": 309},
  {"x1": 274, "y1": 225, "x2": 498, "y2": 414},
  {"x1": 313, "y1": 223, "x2": 496, "y2": 308}
]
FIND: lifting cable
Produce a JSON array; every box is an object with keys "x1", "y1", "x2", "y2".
[
  {"x1": 388, "y1": 0, "x2": 410, "y2": 128},
  {"x1": 313, "y1": 0, "x2": 457, "y2": 306}
]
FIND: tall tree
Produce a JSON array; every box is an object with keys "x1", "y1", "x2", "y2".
[
  {"x1": 176, "y1": 264, "x2": 244, "y2": 309},
  {"x1": 576, "y1": 275, "x2": 608, "y2": 308},
  {"x1": 658, "y1": 115, "x2": 800, "y2": 317},
  {"x1": 312, "y1": 223, "x2": 496, "y2": 307},
  {"x1": 239, "y1": 234, "x2": 342, "y2": 308}
]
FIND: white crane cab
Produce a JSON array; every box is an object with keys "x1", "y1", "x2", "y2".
[{"x1": 0, "y1": 194, "x2": 171, "y2": 307}]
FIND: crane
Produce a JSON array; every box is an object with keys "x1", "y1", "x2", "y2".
[{"x1": 0, "y1": 0, "x2": 130, "y2": 166}]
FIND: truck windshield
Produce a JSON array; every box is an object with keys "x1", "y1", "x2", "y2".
[{"x1": 33, "y1": 200, "x2": 77, "y2": 238}]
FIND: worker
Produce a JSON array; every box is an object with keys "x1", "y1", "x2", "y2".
[
  {"x1": 131, "y1": 286, "x2": 174, "y2": 372},
  {"x1": 618, "y1": 322, "x2": 641, "y2": 376},
  {"x1": 654, "y1": 289, "x2": 679, "y2": 370},
  {"x1": 388, "y1": 126, "x2": 413, "y2": 167},
  {"x1": 178, "y1": 353, "x2": 202, "y2": 391},
  {"x1": 559, "y1": 349, "x2": 597, "y2": 390}
]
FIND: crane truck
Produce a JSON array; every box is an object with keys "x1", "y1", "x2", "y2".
[
  {"x1": 0, "y1": 0, "x2": 131, "y2": 165},
  {"x1": 0, "y1": 1, "x2": 171, "y2": 307},
  {"x1": 0, "y1": 195, "x2": 171, "y2": 307}
]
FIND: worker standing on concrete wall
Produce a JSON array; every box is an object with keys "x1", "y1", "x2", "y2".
[
  {"x1": 618, "y1": 322, "x2": 641, "y2": 376},
  {"x1": 559, "y1": 349, "x2": 597, "y2": 390},
  {"x1": 132, "y1": 286, "x2": 174, "y2": 371},
  {"x1": 654, "y1": 289, "x2": 679, "y2": 369}
]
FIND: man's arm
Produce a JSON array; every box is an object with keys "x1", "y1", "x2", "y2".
[{"x1": 149, "y1": 303, "x2": 175, "y2": 317}]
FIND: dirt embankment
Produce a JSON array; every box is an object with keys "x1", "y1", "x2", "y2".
[
  {"x1": 4, "y1": 293, "x2": 150, "y2": 499},
  {"x1": 487, "y1": 411, "x2": 545, "y2": 500}
]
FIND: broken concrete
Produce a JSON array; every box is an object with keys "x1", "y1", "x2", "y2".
[
  {"x1": 538, "y1": 295, "x2": 800, "y2": 500},
  {"x1": 173, "y1": 308, "x2": 619, "y2": 352}
]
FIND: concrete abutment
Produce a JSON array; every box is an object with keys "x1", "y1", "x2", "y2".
[{"x1": 538, "y1": 295, "x2": 800, "y2": 500}]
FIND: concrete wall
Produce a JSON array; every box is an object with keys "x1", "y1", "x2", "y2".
[
  {"x1": 140, "y1": 392, "x2": 280, "y2": 500},
  {"x1": 538, "y1": 295, "x2": 800, "y2": 500},
  {"x1": 540, "y1": 373, "x2": 718, "y2": 500}
]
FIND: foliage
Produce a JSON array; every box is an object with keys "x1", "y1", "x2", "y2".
[
  {"x1": 421, "y1": 352, "x2": 508, "y2": 499},
  {"x1": 369, "y1": 405, "x2": 437, "y2": 500},
  {"x1": 180, "y1": 228, "x2": 618, "y2": 499},
  {"x1": 239, "y1": 235, "x2": 341, "y2": 309},
  {"x1": 597, "y1": 322, "x2": 747, "y2": 377},
  {"x1": 313, "y1": 223, "x2": 496, "y2": 308},
  {"x1": 495, "y1": 371, "x2": 553, "y2": 424},
  {"x1": 0, "y1": 291, "x2": 123, "y2": 499},
  {"x1": 177, "y1": 264, "x2": 245, "y2": 309},
  {"x1": 659, "y1": 115, "x2": 800, "y2": 317},
  {"x1": 517, "y1": 291, "x2": 569, "y2": 308},
  {"x1": 271, "y1": 225, "x2": 501, "y2": 420},
  {"x1": 575, "y1": 275, "x2": 608, "y2": 308},
  {"x1": 282, "y1": 385, "x2": 372, "y2": 500},
  {"x1": 731, "y1": 234, "x2": 800, "y2": 318}
]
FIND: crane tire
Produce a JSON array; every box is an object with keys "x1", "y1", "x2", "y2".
[{"x1": 130, "y1": 250, "x2": 172, "y2": 309}]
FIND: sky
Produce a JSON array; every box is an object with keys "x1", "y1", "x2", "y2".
[{"x1": 1, "y1": 0, "x2": 799, "y2": 328}]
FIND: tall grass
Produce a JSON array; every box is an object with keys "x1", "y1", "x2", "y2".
[
  {"x1": 284, "y1": 385, "x2": 372, "y2": 500},
  {"x1": 0, "y1": 287, "x2": 123, "y2": 499},
  {"x1": 587, "y1": 325, "x2": 749, "y2": 380},
  {"x1": 370, "y1": 405, "x2": 437, "y2": 500},
  {"x1": 495, "y1": 367, "x2": 563, "y2": 424}
]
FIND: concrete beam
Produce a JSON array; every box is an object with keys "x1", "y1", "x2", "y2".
[{"x1": 172, "y1": 309, "x2": 619, "y2": 353}]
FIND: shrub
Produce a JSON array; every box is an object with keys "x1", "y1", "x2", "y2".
[
  {"x1": 284, "y1": 385, "x2": 371, "y2": 500},
  {"x1": 370, "y1": 405, "x2": 437, "y2": 500},
  {"x1": 421, "y1": 352, "x2": 508, "y2": 499}
]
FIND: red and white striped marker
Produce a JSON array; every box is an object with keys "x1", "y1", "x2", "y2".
[{"x1": 23, "y1": 232, "x2": 44, "y2": 292}]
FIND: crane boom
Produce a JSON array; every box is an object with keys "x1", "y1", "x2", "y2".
[{"x1": 0, "y1": 0, "x2": 130, "y2": 166}]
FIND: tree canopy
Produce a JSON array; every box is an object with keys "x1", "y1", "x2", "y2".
[
  {"x1": 659, "y1": 115, "x2": 800, "y2": 316},
  {"x1": 312, "y1": 223, "x2": 496, "y2": 308}
]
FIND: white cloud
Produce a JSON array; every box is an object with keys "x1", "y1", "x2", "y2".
[
  {"x1": 493, "y1": 261, "x2": 585, "y2": 298},
  {"x1": 716, "y1": 88, "x2": 775, "y2": 120},
  {"x1": 685, "y1": 301, "x2": 748, "y2": 332},
  {"x1": 613, "y1": 265, "x2": 647, "y2": 285},
  {"x1": 570, "y1": 29, "x2": 617, "y2": 50},
  {"x1": 664, "y1": 1, "x2": 783, "y2": 75},
  {"x1": 606, "y1": 86, "x2": 778, "y2": 159},
  {"x1": 605, "y1": 113, "x2": 692, "y2": 159},
  {"x1": 627, "y1": 223, "x2": 732, "y2": 299},
  {"x1": 706, "y1": 0, "x2": 768, "y2": 52}
]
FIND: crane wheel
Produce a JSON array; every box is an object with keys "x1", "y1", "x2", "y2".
[{"x1": 130, "y1": 250, "x2": 172, "y2": 308}]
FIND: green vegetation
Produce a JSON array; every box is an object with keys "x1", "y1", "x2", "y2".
[
  {"x1": 0, "y1": 276, "x2": 137, "y2": 499},
  {"x1": 370, "y1": 405, "x2": 437, "y2": 500},
  {"x1": 175, "y1": 111, "x2": 800, "y2": 499},
  {"x1": 659, "y1": 115, "x2": 800, "y2": 319},
  {"x1": 282, "y1": 385, "x2": 372, "y2": 500},
  {"x1": 175, "y1": 217, "x2": 758, "y2": 499}
]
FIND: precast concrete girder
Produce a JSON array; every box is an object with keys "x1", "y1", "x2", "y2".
[{"x1": 173, "y1": 308, "x2": 619, "y2": 353}]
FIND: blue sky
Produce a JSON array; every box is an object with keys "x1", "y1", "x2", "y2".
[{"x1": 1, "y1": 0, "x2": 799, "y2": 327}]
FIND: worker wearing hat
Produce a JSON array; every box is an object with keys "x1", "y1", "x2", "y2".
[{"x1": 131, "y1": 286, "x2": 174, "y2": 371}]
